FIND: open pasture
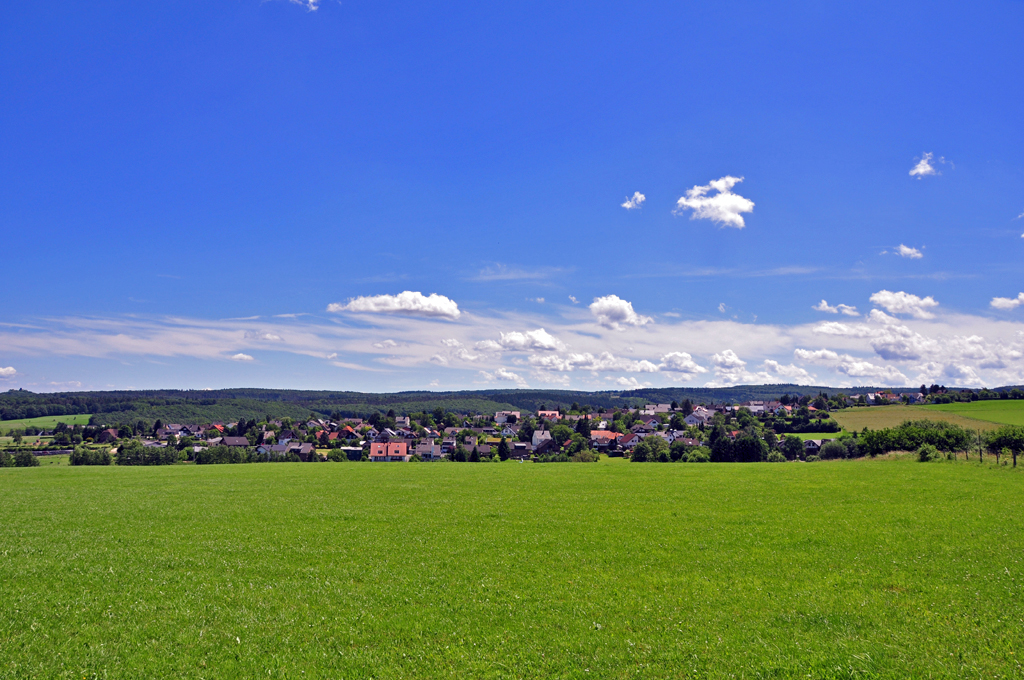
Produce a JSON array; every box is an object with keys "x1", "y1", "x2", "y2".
[
  {"x1": 1, "y1": 461, "x2": 1023, "y2": 678},
  {"x1": 830, "y1": 405, "x2": 1000, "y2": 432},
  {"x1": 923, "y1": 399, "x2": 1024, "y2": 427},
  {"x1": 0, "y1": 413, "x2": 92, "y2": 433}
]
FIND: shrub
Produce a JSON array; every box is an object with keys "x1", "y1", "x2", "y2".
[
  {"x1": 805, "y1": 455, "x2": 820, "y2": 462},
  {"x1": 767, "y1": 450, "x2": 787, "y2": 463},
  {"x1": 0, "y1": 450, "x2": 13, "y2": 467},
  {"x1": 14, "y1": 450, "x2": 40, "y2": 467},
  {"x1": 819, "y1": 440, "x2": 847, "y2": 460},
  {"x1": 917, "y1": 443, "x2": 942, "y2": 462},
  {"x1": 69, "y1": 446, "x2": 112, "y2": 466},
  {"x1": 570, "y1": 449, "x2": 599, "y2": 463},
  {"x1": 682, "y1": 447, "x2": 711, "y2": 463}
]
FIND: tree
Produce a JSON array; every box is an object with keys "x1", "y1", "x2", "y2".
[
  {"x1": 632, "y1": 436, "x2": 668, "y2": 463},
  {"x1": 782, "y1": 435, "x2": 804, "y2": 460},
  {"x1": 14, "y1": 450, "x2": 39, "y2": 467},
  {"x1": 469, "y1": 446, "x2": 481, "y2": 462},
  {"x1": 574, "y1": 416, "x2": 591, "y2": 437},
  {"x1": 550, "y1": 424, "x2": 574, "y2": 447},
  {"x1": 497, "y1": 436, "x2": 510, "y2": 461},
  {"x1": 986, "y1": 425, "x2": 1024, "y2": 467}
]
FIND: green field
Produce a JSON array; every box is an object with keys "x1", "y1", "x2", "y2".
[
  {"x1": 923, "y1": 399, "x2": 1024, "y2": 426},
  {"x1": 831, "y1": 405, "x2": 1002, "y2": 432},
  {"x1": 0, "y1": 413, "x2": 92, "y2": 432},
  {"x1": 2, "y1": 461, "x2": 1023, "y2": 678},
  {"x1": 785, "y1": 432, "x2": 842, "y2": 440}
]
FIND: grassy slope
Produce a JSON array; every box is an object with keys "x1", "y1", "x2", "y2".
[
  {"x1": 831, "y1": 405, "x2": 1002, "y2": 432},
  {"x1": 922, "y1": 399, "x2": 1024, "y2": 426},
  {"x1": 0, "y1": 413, "x2": 92, "y2": 432},
  {"x1": 1, "y1": 461, "x2": 1022, "y2": 678}
]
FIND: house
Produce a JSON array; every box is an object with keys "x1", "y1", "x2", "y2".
[
  {"x1": 590, "y1": 430, "x2": 620, "y2": 449},
  {"x1": 394, "y1": 416, "x2": 411, "y2": 428},
  {"x1": 441, "y1": 438, "x2": 457, "y2": 453},
  {"x1": 673, "y1": 437, "x2": 701, "y2": 448},
  {"x1": 369, "y1": 442, "x2": 410, "y2": 462},
  {"x1": 295, "y1": 442, "x2": 320, "y2": 461},
  {"x1": 532, "y1": 430, "x2": 552, "y2": 448},
  {"x1": 631, "y1": 422, "x2": 656, "y2": 434},
  {"x1": 533, "y1": 438, "x2": 557, "y2": 455},
  {"x1": 499, "y1": 426, "x2": 518, "y2": 438},
  {"x1": 803, "y1": 439, "x2": 834, "y2": 456},
  {"x1": 495, "y1": 411, "x2": 521, "y2": 424},
  {"x1": 618, "y1": 433, "x2": 644, "y2": 449},
  {"x1": 222, "y1": 436, "x2": 249, "y2": 447},
  {"x1": 684, "y1": 409, "x2": 714, "y2": 427},
  {"x1": 510, "y1": 442, "x2": 532, "y2": 460},
  {"x1": 536, "y1": 410, "x2": 561, "y2": 421},
  {"x1": 96, "y1": 428, "x2": 119, "y2": 443},
  {"x1": 415, "y1": 443, "x2": 443, "y2": 461}
]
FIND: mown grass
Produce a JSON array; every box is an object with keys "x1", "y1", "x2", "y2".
[
  {"x1": 923, "y1": 400, "x2": 1024, "y2": 427},
  {"x1": 1, "y1": 461, "x2": 1023, "y2": 679},
  {"x1": 0, "y1": 414, "x2": 92, "y2": 433},
  {"x1": 831, "y1": 405, "x2": 1001, "y2": 432}
]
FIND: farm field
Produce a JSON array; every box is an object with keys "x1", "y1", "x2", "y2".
[
  {"x1": 2, "y1": 461, "x2": 1023, "y2": 678},
  {"x1": 0, "y1": 413, "x2": 92, "y2": 432},
  {"x1": 923, "y1": 399, "x2": 1024, "y2": 427},
  {"x1": 830, "y1": 405, "x2": 1001, "y2": 432},
  {"x1": 785, "y1": 432, "x2": 843, "y2": 440}
]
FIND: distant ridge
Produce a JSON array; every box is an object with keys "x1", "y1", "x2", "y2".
[{"x1": 0, "y1": 384, "x2": 972, "y2": 424}]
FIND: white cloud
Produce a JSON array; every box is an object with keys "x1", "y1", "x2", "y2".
[
  {"x1": 914, "y1": 362, "x2": 982, "y2": 387},
  {"x1": 794, "y1": 348, "x2": 841, "y2": 363},
  {"x1": 230, "y1": 353, "x2": 253, "y2": 362},
  {"x1": 244, "y1": 330, "x2": 283, "y2": 341},
  {"x1": 616, "y1": 376, "x2": 650, "y2": 388},
  {"x1": 869, "y1": 290, "x2": 939, "y2": 319},
  {"x1": 658, "y1": 352, "x2": 708, "y2": 380},
  {"x1": 673, "y1": 176, "x2": 754, "y2": 229},
  {"x1": 529, "y1": 351, "x2": 658, "y2": 374},
  {"x1": 794, "y1": 348, "x2": 907, "y2": 385},
  {"x1": 718, "y1": 303, "x2": 727, "y2": 313},
  {"x1": 705, "y1": 350, "x2": 814, "y2": 387},
  {"x1": 373, "y1": 339, "x2": 399, "y2": 349},
  {"x1": 813, "y1": 300, "x2": 838, "y2": 313},
  {"x1": 568, "y1": 295, "x2": 579, "y2": 304},
  {"x1": 621, "y1": 191, "x2": 646, "y2": 210},
  {"x1": 909, "y1": 152, "x2": 939, "y2": 178},
  {"x1": 428, "y1": 379, "x2": 439, "y2": 387},
  {"x1": 867, "y1": 309, "x2": 900, "y2": 325},
  {"x1": 895, "y1": 244, "x2": 923, "y2": 259},
  {"x1": 991, "y1": 293, "x2": 1024, "y2": 310},
  {"x1": 287, "y1": 0, "x2": 319, "y2": 10},
  {"x1": 478, "y1": 368, "x2": 528, "y2": 387},
  {"x1": 711, "y1": 349, "x2": 746, "y2": 371},
  {"x1": 494, "y1": 328, "x2": 566, "y2": 351},
  {"x1": 328, "y1": 291, "x2": 461, "y2": 320},
  {"x1": 589, "y1": 295, "x2": 652, "y2": 330},
  {"x1": 0, "y1": 366, "x2": 16, "y2": 378},
  {"x1": 838, "y1": 305, "x2": 860, "y2": 317},
  {"x1": 429, "y1": 354, "x2": 449, "y2": 366},
  {"x1": 440, "y1": 338, "x2": 462, "y2": 347}
]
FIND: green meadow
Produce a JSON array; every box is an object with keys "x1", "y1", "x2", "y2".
[
  {"x1": 831, "y1": 405, "x2": 1003, "y2": 433},
  {"x1": 923, "y1": 400, "x2": 1024, "y2": 427},
  {"x1": 0, "y1": 413, "x2": 92, "y2": 433},
  {"x1": 2, "y1": 460, "x2": 1023, "y2": 678}
]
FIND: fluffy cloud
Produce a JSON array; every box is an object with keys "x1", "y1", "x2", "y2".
[
  {"x1": 991, "y1": 293, "x2": 1024, "y2": 310},
  {"x1": 478, "y1": 368, "x2": 528, "y2": 387},
  {"x1": 439, "y1": 338, "x2": 461, "y2": 347},
  {"x1": 491, "y1": 328, "x2": 566, "y2": 352},
  {"x1": 909, "y1": 152, "x2": 939, "y2": 178},
  {"x1": 231, "y1": 353, "x2": 254, "y2": 361},
  {"x1": 658, "y1": 352, "x2": 708, "y2": 380},
  {"x1": 616, "y1": 376, "x2": 650, "y2": 388},
  {"x1": 914, "y1": 362, "x2": 982, "y2": 387},
  {"x1": 896, "y1": 244, "x2": 923, "y2": 259},
  {"x1": 0, "y1": 366, "x2": 16, "y2": 378},
  {"x1": 590, "y1": 295, "x2": 652, "y2": 330},
  {"x1": 812, "y1": 300, "x2": 860, "y2": 316},
  {"x1": 328, "y1": 291, "x2": 461, "y2": 320},
  {"x1": 529, "y1": 351, "x2": 658, "y2": 374},
  {"x1": 705, "y1": 350, "x2": 814, "y2": 387},
  {"x1": 621, "y1": 191, "x2": 645, "y2": 210},
  {"x1": 673, "y1": 176, "x2": 755, "y2": 229},
  {"x1": 795, "y1": 348, "x2": 907, "y2": 385},
  {"x1": 869, "y1": 290, "x2": 939, "y2": 319}
]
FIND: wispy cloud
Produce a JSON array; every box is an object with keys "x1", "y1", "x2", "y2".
[
  {"x1": 287, "y1": 0, "x2": 319, "y2": 11},
  {"x1": 813, "y1": 300, "x2": 859, "y2": 316},
  {"x1": 621, "y1": 191, "x2": 646, "y2": 210},
  {"x1": 673, "y1": 176, "x2": 754, "y2": 228},
  {"x1": 328, "y1": 291, "x2": 461, "y2": 320},
  {"x1": 470, "y1": 264, "x2": 565, "y2": 282}
]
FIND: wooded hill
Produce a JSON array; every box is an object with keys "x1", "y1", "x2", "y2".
[{"x1": 1, "y1": 384, "x2": 923, "y2": 425}]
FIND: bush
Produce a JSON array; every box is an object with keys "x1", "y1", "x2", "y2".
[
  {"x1": 681, "y1": 447, "x2": 711, "y2": 463},
  {"x1": 116, "y1": 440, "x2": 178, "y2": 466},
  {"x1": 819, "y1": 440, "x2": 847, "y2": 460},
  {"x1": 14, "y1": 450, "x2": 40, "y2": 467},
  {"x1": 805, "y1": 455, "x2": 820, "y2": 462},
  {"x1": 570, "y1": 449, "x2": 599, "y2": 463},
  {"x1": 0, "y1": 450, "x2": 13, "y2": 467},
  {"x1": 767, "y1": 450, "x2": 787, "y2": 462},
  {"x1": 69, "y1": 446, "x2": 112, "y2": 466},
  {"x1": 917, "y1": 443, "x2": 942, "y2": 462}
]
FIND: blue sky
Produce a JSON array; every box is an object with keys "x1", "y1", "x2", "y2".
[{"x1": 2, "y1": 0, "x2": 1023, "y2": 392}]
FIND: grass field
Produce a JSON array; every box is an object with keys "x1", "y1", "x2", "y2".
[
  {"x1": 831, "y1": 405, "x2": 1002, "y2": 432},
  {"x1": 2, "y1": 461, "x2": 1023, "y2": 678},
  {"x1": 0, "y1": 413, "x2": 92, "y2": 432},
  {"x1": 785, "y1": 432, "x2": 842, "y2": 440},
  {"x1": 923, "y1": 399, "x2": 1024, "y2": 427}
]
